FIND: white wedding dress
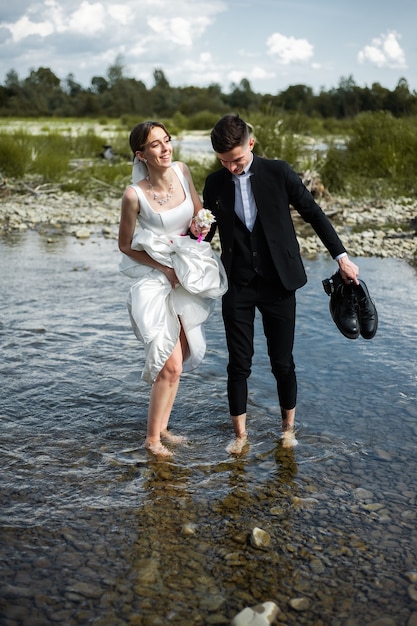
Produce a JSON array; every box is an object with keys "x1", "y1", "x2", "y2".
[{"x1": 120, "y1": 162, "x2": 227, "y2": 384}]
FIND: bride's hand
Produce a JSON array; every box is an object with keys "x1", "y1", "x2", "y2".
[
  {"x1": 162, "y1": 266, "x2": 180, "y2": 289},
  {"x1": 190, "y1": 220, "x2": 209, "y2": 240}
]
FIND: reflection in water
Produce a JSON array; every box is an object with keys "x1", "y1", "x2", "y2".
[
  {"x1": 124, "y1": 445, "x2": 299, "y2": 621},
  {"x1": 1, "y1": 232, "x2": 417, "y2": 623}
]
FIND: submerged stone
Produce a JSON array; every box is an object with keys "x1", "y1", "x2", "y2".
[{"x1": 231, "y1": 601, "x2": 280, "y2": 626}]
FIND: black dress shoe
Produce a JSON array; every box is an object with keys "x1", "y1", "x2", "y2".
[
  {"x1": 352, "y1": 279, "x2": 378, "y2": 339},
  {"x1": 329, "y1": 283, "x2": 360, "y2": 339}
]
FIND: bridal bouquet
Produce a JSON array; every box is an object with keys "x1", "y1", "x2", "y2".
[{"x1": 193, "y1": 208, "x2": 216, "y2": 243}]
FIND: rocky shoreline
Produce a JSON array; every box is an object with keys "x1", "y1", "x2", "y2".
[{"x1": 1, "y1": 188, "x2": 416, "y2": 265}]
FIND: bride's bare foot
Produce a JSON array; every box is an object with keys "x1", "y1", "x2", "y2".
[
  {"x1": 226, "y1": 433, "x2": 248, "y2": 455},
  {"x1": 145, "y1": 440, "x2": 174, "y2": 457},
  {"x1": 161, "y1": 430, "x2": 188, "y2": 444}
]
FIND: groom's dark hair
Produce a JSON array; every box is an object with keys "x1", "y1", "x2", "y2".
[{"x1": 210, "y1": 114, "x2": 251, "y2": 153}]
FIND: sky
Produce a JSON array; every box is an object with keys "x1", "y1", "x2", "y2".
[{"x1": 0, "y1": 0, "x2": 416, "y2": 95}]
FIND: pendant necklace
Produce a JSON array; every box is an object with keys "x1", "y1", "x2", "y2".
[{"x1": 146, "y1": 176, "x2": 174, "y2": 206}]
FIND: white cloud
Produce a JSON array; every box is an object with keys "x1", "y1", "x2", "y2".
[
  {"x1": 107, "y1": 4, "x2": 131, "y2": 25},
  {"x1": 1, "y1": 0, "x2": 229, "y2": 88},
  {"x1": 6, "y1": 1, "x2": 109, "y2": 41},
  {"x1": 199, "y1": 52, "x2": 212, "y2": 65},
  {"x1": 251, "y1": 66, "x2": 274, "y2": 80},
  {"x1": 180, "y1": 51, "x2": 215, "y2": 72},
  {"x1": 147, "y1": 15, "x2": 211, "y2": 47},
  {"x1": 358, "y1": 31, "x2": 406, "y2": 69},
  {"x1": 266, "y1": 33, "x2": 314, "y2": 65},
  {"x1": 68, "y1": 2, "x2": 107, "y2": 35},
  {"x1": 226, "y1": 66, "x2": 274, "y2": 87},
  {"x1": 238, "y1": 49, "x2": 259, "y2": 59},
  {"x1": 6, "y1": 15, "x2": 55, "y2": 42},
  {"x1": 227, "y1": 70, "x2": 245, "y2": 85},
  {"x1": 165, "y1": 51, "x2": 222, "y2": 86},
  {"x1": 5, "y1": 0, "x2": 216, "y2": 46},
  {"x1": 130, "y1": 42, "x2": 147, "y2": 57}
]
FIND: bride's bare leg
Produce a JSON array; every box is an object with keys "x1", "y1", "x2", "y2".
[
  {"x1": 145, "y1": 330, "x2": 188, "y2": 456},
  {"x1": 160, "y1": 329, "x2": 188, "y2": 444}
]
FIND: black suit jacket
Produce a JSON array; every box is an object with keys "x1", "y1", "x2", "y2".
[{"x1": 203, "y1": 154, "x2": 346, "y2": 292}]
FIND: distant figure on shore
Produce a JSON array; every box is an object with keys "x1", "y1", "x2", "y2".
[
  {"x1": 101, "y1": 145, "x2": 114, "y2": 160},
  {"x1": 118, "y1": 121, "x2": 227, "y2": 457}
]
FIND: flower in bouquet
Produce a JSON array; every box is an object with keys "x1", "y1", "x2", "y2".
[{"x1": 193, "y1": 208, "x2": 216, "y2": 242}]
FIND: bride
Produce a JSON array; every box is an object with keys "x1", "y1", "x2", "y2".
[{"x1": 118, "y1": 121, "x2": 227, "y2": 457}]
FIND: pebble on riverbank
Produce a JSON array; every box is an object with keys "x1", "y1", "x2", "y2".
[{"x1": 1, "y1": 188, "x2": 416, "y2": 265}]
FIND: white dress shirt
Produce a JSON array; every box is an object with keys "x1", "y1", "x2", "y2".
[{"x1": 233, "y1": 156, "x2": 257, "y2": 231}]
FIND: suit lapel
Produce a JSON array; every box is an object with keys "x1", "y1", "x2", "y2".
[
  {"x1": 216, "y1": 172, "x2": 235, "y2": 230},
  {"x1": 248, "y1": 154, "x2": 262, "y2": 202}
]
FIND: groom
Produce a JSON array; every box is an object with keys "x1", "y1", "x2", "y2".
[{"x1": 203, "y1": 114, "x2": 359, "y2": 452}]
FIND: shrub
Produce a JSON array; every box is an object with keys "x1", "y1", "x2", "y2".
[
  {"x1": 248, "y1": 114, "x2": 303, "y2": 168},
  {"x1": 31, "y1": 133, "x2": 70, "y2": 181},
  {"x1": 70, "y1": 129, "x2": 108, "y2": 158},
  {"x1": 320, "y1": 144, "x2": 349, "y2": 194},
  {"x1": 321, "y1": 112, "x2": 417, "y2": 196},
  {"x1": 187, "y1": 111, "x2": 219, "y2": 131},
  {"x1": 0, "y1": 132, "x2": 27, "y2": 178}
]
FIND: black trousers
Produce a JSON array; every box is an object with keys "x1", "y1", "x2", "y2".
[{"x1": 222, "y1": 275, "x2": 297, "y2": 416}]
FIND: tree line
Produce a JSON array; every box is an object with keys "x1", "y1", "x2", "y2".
[{"x1": 1, "y1": 59, "x2": 416, "y2": 121}]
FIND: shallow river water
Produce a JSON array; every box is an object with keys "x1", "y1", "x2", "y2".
[{"x1": 1, "y1": 230, "x2": 417, "y2": 625}]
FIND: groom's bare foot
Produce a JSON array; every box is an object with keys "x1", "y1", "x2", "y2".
[
  {"x1": 281, "y1": 425, "x2": 298, "y2": 448},
  {"x1": 226, "y1": 433, "x2": 248, "y2": 455}
]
